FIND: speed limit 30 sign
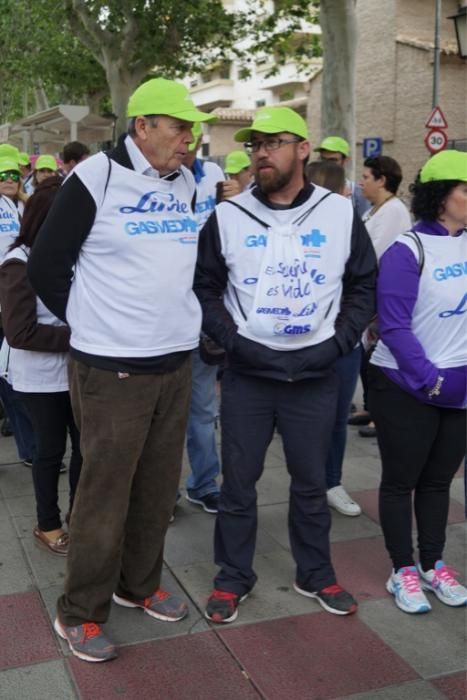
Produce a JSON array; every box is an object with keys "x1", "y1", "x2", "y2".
[{"x1": 425, "y1": 128, "x2": 448, "y2": 154}]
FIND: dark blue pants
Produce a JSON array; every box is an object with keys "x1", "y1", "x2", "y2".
[
  {"x1": 214, "y1": 369, "x2": 338, "y2": 596},
  {"x1": 325, "y1": 345, "x2": 361, "y2": 489}
]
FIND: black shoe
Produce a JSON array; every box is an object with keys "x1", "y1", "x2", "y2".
[
  {"x1": 359, "y1": 423, "x2": 377, "y2": 438},
  {"x1": 205, "y1": 589, "x2": 248, "y2": 623},
  {"x1": 1, "y1": 418, "x2": 13, "y2": 437},
  {"x1": 294, "y1": 583, "x2": 358, "y2": 615},
  {"x1": 23, "y1": 458, "x2": 33, "y2": 467},
  {"x1": 348, "y1": 412, "x2": 371, "y2": 426},
  {"x1": 59, "y1": 462, "x2": 67, "y2": 473},
  {"x1": 186, "y1": 492, "x2": 219, "y2": 514}
]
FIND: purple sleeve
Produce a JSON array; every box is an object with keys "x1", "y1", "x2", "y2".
[{"x1": 377, "y1": 242, "x2": 438, "y2": 391}]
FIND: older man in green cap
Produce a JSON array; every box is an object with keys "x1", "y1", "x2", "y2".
[
  {"x1": 194, "y1": 106, "x2": 377, "y2": 624},
  {"x1": 28, "y1": 78, "x2": 216, "y2": 662},
  {"x1": 316, "y1": 135, "x2": 370, "y2": 217}
]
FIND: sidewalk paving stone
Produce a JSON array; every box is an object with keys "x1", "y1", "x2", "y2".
[
  {"x1": 218, "y1": 612, "x2": 418, "y2": 700},
  {"x1": 335, "y1": 679, "x2": 444, "y2": 699},
  {"x1": 0, "y1": 660, "x2": 77, "y2": 700},
  {"x1": 358, "y1": 598, "x2": 467, "y2": 678},
  {"x1": 0, "y1": 518, "x2": 35, "y2": 595},
  {"x1": 68, "y1": 631, "x2": 261, "y2": 700},
  {"x1": 0, "y1": 591, "x2": 59, "y2": 671},
  {"x1": 431, "y1": 671, "x2": 467, "y2": 700}
]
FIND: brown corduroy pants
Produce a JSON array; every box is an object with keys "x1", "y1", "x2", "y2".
[{"x1": 57, "y1": 356, "x2": 192, "y2": 626}]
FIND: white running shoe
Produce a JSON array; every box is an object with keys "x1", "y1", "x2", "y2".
[
  {"x1": 327, "y1": 485, "x2": 362, "y2": 516},
  {"x1": 418, "y1": 561, "x2": 467, "y2": 607},
  {"x1": 386, "y1": 566, "x2": 432, "y2": 614}
]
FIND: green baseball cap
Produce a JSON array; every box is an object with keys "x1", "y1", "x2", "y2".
[
  {"x1": 18, "y1": 152, "x2": 30, "y2": 166},
  {"x1": 315, "y1": 136, "x2": 350, "y2": 157},
  {"x1": 420, "y1": 150, "x2": 467, "y2": 183},
  {"x1": 0, "y1": 156, "x2": 20, "y2": 173},
  {"x1": 188, "y1": 122, "x2": 203, "y2": 152},
  {"x1": 127, "y1": 78, "x2": 216, "y2": 123},
  {"x1": 224, "y1": 150, "x2": 251, "y2": 174},
  {"x1": 234, "y1": 107, "x2": 308, "y2": 142},
  {"x1": 35, "y1": 155, "x2": 58, "y2": 171},
  {"x1": 0, "y1": 144, "x2": 20, "y2": 162}
]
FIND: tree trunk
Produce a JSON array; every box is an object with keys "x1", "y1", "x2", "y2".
[
  {"x1": 104, "y1": 60, "x2": 147, "y2": 137},
  {"x1": 318, "y1": 0, "x2": 357, "y2": 176}
]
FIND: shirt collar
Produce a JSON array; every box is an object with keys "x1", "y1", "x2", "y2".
[
  {"x1": 252, "y1": 181, "x2": 315, "y2": 210},
  {"x1": 414, "y1": 220, "x2": 464, "y2": 237},
  {"x1": 124, "y1": 134, "x2": 181, "y2": 181}
]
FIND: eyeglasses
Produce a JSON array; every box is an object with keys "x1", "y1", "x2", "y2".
[
  {"x1": 244, "y1": 137, "x2": 301, "y2": 154},
  {"x1": 36, "y1": 168, "x2": 54, "y2": 174},
  {"x1": 0, "y1": 171, "x2": 20, "y2": 183}
]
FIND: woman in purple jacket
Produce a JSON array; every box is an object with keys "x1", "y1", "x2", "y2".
[{"x1": 368, "y1": 150, "x2": 467, "y2": 614}]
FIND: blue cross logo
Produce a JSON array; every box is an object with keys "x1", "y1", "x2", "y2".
[{"x1": 301, "y1": 228, "x2": 327, "y2": 247}]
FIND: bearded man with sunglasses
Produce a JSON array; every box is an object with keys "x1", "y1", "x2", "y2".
[{"x1": 194, "y1": 107, "x2": 377, "y2": 623}]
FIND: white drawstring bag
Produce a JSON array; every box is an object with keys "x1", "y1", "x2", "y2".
[{"x1": 246, "y1": 224, "x2": 317, "y2": 347}]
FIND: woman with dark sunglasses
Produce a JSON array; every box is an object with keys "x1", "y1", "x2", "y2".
[{"x1": 0, "y1": 156, "x2": 23, "y2": 260}]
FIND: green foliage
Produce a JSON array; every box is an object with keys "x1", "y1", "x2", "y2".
[
  {"x1": 0, "y1": 0, "x2": 107, "y2": 123},
  {"x1": 0, "y1": 0, "x2": 322, "y2": 126}
]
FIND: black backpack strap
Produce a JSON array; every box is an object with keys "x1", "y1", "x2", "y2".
[
  {"x1": 103, "y1": 155, "x2": 112, "y2": 200},
  {"x1": 292, "y1": 192, "x2": 333, "y2": 227},
  {"x1": 222, "y1": 200, "x2": 270, "y2": 229},
  {"x1": 403, "y1": 231, "x2": 425, "y2": 274}
]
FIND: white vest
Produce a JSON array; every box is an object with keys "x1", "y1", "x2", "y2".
[
  {"x1": 372, "y1": 231, "x2": 467, "y2": 369},
  {"x1": 4, "y1": 246, "x2": 69, "y2": 392},
  {"x1": 194, "y1": 161, "x2": 224, "y2": 229},
  {"x1": 67, "y1": 153, "x2": 202, "y2": 357},
  {"x1": 0, "y1": 196, "x2": 20, "y2": 262},
  {"x1": 216, "y1": 186, "x2": 353, "y2": 351}
]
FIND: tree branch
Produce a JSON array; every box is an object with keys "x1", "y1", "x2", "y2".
[{"x1": 63, "y1": 0, "x2": 112, "y2": 60}]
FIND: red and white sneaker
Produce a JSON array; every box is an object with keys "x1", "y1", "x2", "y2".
[
  {"x1": 294, "y1": 582, "x2": 358, "y2": 615},
  {"x1": 205, "y1": 589, "x2": 248, "y2": 623}
]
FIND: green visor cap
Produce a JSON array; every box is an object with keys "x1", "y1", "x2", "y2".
[
  {"x1": 188, "y1": 122, "x2": 203, "y2": 152},
  {"x1": 0, "y1": 156, "x2": 20, "y2": 173},
  {"x1": 127, "y1": 78, "x2": 216, "y2": 123},
  {"x1": 35, "y1": 155, "x2": 58, "y2": 171},
  {"x1": 315, "y1": 136, "x2": 350, "y2": 157},
  {"x1": 224, "y1": 150, "x2": 251, "y2": 174},
  {"x1": 0, "y1": 144, "x2": 20, "y2": 161},
  {"x1": 18, "y1": 152, "x2": 30, "y2": 166},
  {"x1": 234, "y1": 107, "x2": 308, "y2": 142},
  {"x1": 420, "y1": 150, "x2": 467, "y2": 183}
]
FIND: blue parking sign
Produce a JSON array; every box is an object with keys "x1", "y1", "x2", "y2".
[{"x1": 363, "y1": 138, "x2": 383, "y2": 158}]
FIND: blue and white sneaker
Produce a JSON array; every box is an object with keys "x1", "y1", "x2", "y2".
[
  {"x1": 386, "y1": 566, "x2": 431, "y2": 614},
  {"x1": 418, "y1": 561, "x2": 467, "y2": 607}
]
